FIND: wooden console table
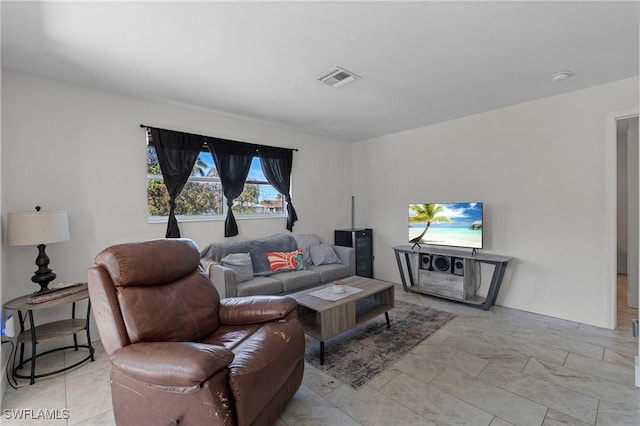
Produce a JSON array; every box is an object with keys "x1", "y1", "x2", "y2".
[
  {"x1": 3, "y1": 286, "x2": 95, "y2": 384},
  {"x1": 393, "y1": 245, "x2": 512, "y2": 310}
]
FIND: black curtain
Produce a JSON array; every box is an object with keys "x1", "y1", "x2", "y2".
[
  {"x1": 150, "y1": 128, "x2": 205, "y2": 238},
  {"x1": 258, "y1": 146, "x2": 298, "y2": 231},
  {"x1": 207, "y1": 138, "x2": 256, "y2": 237}
]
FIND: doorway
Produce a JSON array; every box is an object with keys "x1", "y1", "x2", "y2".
[{"x1": 616, "y1": 116, "x2": 639, "y2": 330}]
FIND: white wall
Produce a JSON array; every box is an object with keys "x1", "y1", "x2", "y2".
[
  {"x1": 353, "y1": 77, "x2": 639, "y2": 327},
  {"x1": 0, "y1": 46, "x2": 6, "y2": 403},
  {"x1": 0, "y1": 71, "x2": 353, "y2": 340}
]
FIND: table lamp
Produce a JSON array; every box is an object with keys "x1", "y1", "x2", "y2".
[{"x1": 7, "y1": 206, "x2": 70, "y2": 293}]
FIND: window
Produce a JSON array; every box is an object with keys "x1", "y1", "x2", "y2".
[
  {"x1": 234, "y1": 157, "x2": 286, "y2": 216},
  {"x1": 147, "y1": 145, "x2": 285, "y2": 220}
]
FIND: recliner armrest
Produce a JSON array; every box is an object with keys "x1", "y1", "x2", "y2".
[
  {"x1": 219, "y1": 296, "x2": 297, "y2": 325},
  {"x1": 111, "y1": 342, "x2": 234, "y2": 388}
]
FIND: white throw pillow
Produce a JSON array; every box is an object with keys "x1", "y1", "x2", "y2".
[
  {"x1": 310, "y1": 243, "x2": 341, "y2": 266},
  {"x1": 221, "y1": 253, "x2": 254, "y2": 282}
]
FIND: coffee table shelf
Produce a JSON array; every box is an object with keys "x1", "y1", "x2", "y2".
[
  {"x1": 355, "y1": 296, "x2": 392, "y2": 323},
  {"x1": 296, "y1": 306, "x2": 323, "y2": 340}
]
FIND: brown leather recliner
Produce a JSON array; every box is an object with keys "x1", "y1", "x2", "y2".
[{"x1": 87, "y1": 238, "x2": 305, "y2": 426}]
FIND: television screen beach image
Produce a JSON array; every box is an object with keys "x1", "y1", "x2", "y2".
[{"x1": 408, "y1": 202, "x2": 483, "y2": 249}]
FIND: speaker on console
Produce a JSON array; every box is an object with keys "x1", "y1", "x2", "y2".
[
  {"x1": 432, "y1": 255, "x2": 452, "y2": 273},
  {"x1": 420, "y1": 254, "x2": 432, "y2": 270},
  {"x1": 452, "y1": 257, "x2": 464, "y2": 276}
]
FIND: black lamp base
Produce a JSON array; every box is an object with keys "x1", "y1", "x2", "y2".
[{"x1": 31, "y1": 243, "x2": 57, "y2": 293}]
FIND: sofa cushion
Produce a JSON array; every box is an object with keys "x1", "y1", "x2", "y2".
[
  {"x1": 274, "y1": 270, "x2": 321, "y2": 293},
  {"x1": 266, "y1": 249, "x2": 305, "y2": 272},
  {"x1": 236, "y1": 276, "x2": 283, "y2": 297},
  {"x1": 294, "y1": 234, "x2": 322, "y2": 266},
  {"x1": 310, "y1": 243, "x2": 341, "y2": 266},
  {"x1": 200, "y1": 238, "x2": 263, "y2": 272},
  {"x1": 308, "y1": 264, "x2": 352, "y2": 283},
  {"x1": 221, "y1": 253, "x2": 254, "y2": 282}
]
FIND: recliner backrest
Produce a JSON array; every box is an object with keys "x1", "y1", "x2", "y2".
[{"x1": 93, "y1": 238, "x2": 221, "y2": 345}]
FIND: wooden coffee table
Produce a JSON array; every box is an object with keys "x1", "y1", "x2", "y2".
[{"x1": 288, "y1": 276, "x2": 395, "y2": 365}]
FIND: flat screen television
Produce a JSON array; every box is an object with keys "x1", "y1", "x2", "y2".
[{"x1": 408, "y1": 202, "x2": 483, "y2": 249}]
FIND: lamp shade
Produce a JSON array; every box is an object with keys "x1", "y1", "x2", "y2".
[{"x1": 7, "y1": 210, "x2": 70, "y2": 246}]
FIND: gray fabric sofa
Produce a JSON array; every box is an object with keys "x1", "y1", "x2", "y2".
[{"x1": 200, "y1": 233, "x2": 355, "y2": 298}]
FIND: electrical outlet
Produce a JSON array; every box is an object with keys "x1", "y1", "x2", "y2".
[{"x1": 2, "y1": 315, "x2": 15, "y2": 338}]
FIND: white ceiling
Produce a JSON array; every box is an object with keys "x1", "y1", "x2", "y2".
[{"x1": 2, "y1": 1, "x2": 638, "y2": 142}]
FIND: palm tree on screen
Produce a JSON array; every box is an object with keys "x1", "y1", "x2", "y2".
[{"x1": 409, "y1": 203, "x2": 451, "y2": 247}]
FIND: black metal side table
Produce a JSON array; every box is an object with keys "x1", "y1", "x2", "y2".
[{"x1": 3, "y1": 286, "x2": 95, "y2": 384}]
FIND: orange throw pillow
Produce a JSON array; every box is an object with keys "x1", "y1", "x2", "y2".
[{"x1": 266, "y1": 249, "x2": 306, "y2": 272}]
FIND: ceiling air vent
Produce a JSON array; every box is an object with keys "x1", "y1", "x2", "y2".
[{"x1": 318, "y1": 66, "x2": 360, "y2": 88}]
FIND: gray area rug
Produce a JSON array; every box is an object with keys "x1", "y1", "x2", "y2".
[{"x1": 304, "y1": 300, "x2": 455, "y2": 389}]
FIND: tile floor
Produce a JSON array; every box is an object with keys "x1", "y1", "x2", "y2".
[{"x1": 1, "y1": 283, "x2": 638, "y2": 426}]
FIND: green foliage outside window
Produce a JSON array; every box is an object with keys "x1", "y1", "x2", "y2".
[{"x1": 146, "y1": 146, "x2": 283, "y2": 218}]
